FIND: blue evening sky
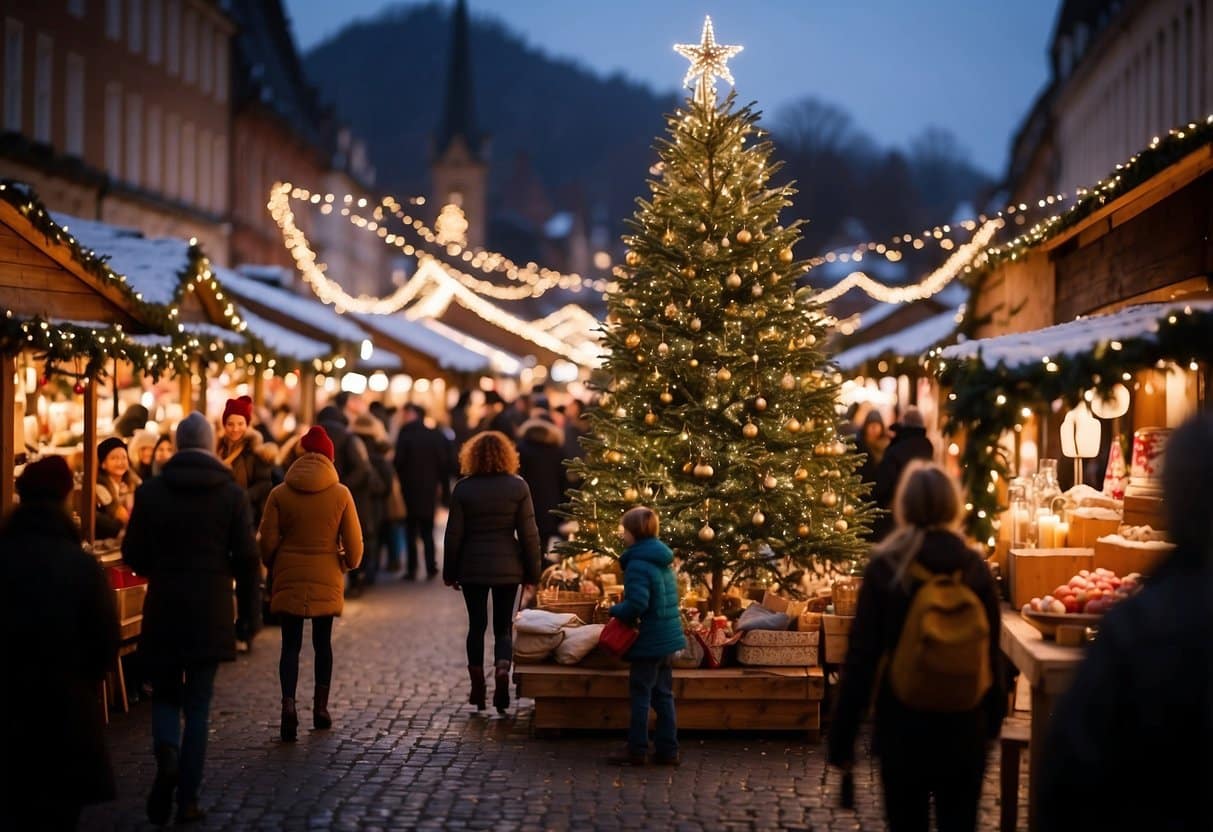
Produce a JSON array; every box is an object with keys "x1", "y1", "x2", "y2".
[{"x1": 284, "y1": 0, "x2": 1061, "y2": 175}]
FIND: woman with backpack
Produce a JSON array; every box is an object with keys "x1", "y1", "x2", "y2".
[{"x1": 827, "y1": 461, "x2": 1004, "y2": 832}]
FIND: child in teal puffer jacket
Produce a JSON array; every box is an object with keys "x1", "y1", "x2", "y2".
[{"x1": 607, "y1": 506, "x2": 686, "y2": 766}]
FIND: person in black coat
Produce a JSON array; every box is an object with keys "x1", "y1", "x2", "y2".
[
  {"x1": 443, "y1": 431, "x2": 542, "y2": 713},
  {"x1": 352, "y1": 413, "x2": 395, "y2": 586},
  {"x1": 394, "y1": 404, "x2": 452, "y2": 580},
  {"x1": 871, "y1": 406, "x2": 934, "y2": 540},
  {"x1": 516, "y1": 415, "x2": 569, "y2": 550},
  {"x1": 318, "y1": 402, "x2": 380, "y2": 594},
  {"x1": 122, "y1": 413, "x2": 260, "y2": 826},
  {"x1": 828, "y1": 462, "x2": 1004, "y2": 832},
  {"x1": 1037, "y1": 414, "x2": 1213, "y2": 831},
  {"x1": 1, "y1": 457, "x2": 119, "y2": 831}
]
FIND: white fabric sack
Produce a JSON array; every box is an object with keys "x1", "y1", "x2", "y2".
[
  {"x1": 513, "y1": 630, "x2": 565, "y2": 662},
  {"x1": 515, "y1": 609, "x2": 583, "y2": 634},
  {"x1": 553, "y1": 624, "x2": 605, "y2": 665}
]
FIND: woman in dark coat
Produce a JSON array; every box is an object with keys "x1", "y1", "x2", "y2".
[
  {"x1": 122, "y1": 413, "x2": 260, "y2": 826},
  {"x1": 516, "y1": 415, "x2": 569, "y2": 549},
  {"x1": 443, "y1": 431, "x2": 542, "y2": 714},
  {"x1": 394, "y1": 404, "x2": 452, "y2": 580},
  {"x1": 828, "y1": 461, "x2": 1004, "y2": 832},
  {"x1": 1, "y1": 457, "x2": 119, "y2": 831}
]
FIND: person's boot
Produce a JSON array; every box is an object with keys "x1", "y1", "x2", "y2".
[
  {"x1": 146, "y1": 742, "x2": 179, "y2": 825},
  {"x1": 606, "y1": 747, "x2": 648, "y2": 766},
  {"x1": 175, "y1": 802, "x2": 207, "y2": 825},
  {"x1": 314, "y1": 685, "x2": 332, "y2": 730},
  {"x1": 492, "y1": 659, "x2": 511, "y2": 714},
  {"x1": 280, "y1": 697, "x2": 298, "y2": 742},
  {"x1": 468, "y1": 666, "x2": 486, "y2": 710}
]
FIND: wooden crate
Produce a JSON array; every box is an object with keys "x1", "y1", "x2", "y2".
[
  {"x1": 513, "y1": 665, "x2": 825, "y2": 737},
  {"x1": 1068, "y1": 515, "x2": 1121, "y2": 548},
  {"x1": 114, "y1": 584, "x2": 147, "y2": 619},
  {"x1": 1123, "y1": 494, "x2": 1166, "y2": 530},
  {"x1": 1009, "y1": 548, "x2": 1094, "y2": 608},
  {"x1": 823, "y1": 633, "x2": 850, "y2": 664},
  {"x1": 1093, "y1": 538, "x2": 1173, "y2": 576}
]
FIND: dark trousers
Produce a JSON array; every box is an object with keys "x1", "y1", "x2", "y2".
[
  {"x1": 279, "y1": 615, "x2": 334, "y2": 699},
  {"x1": 359, "y1": 523, "x2": 380, "y2": 584},
  {"x1": 877, "y1": 717, "x2": 987, "y2": 832},
  {"x1": 461, "y1": 584, "x2": 517, "y2": 665},
  {"x1": 627, "y1": 655, "x2": 678, "y2": 757},
  {"x1": 382, "y1": 518, "x2": 404, "y2": 570},
  {"x1": 150, "y1": 662, "x2": 218, "y2": 805},
  {"x1": 405, "y1": 515, "x2": 437, "y2": 577}
]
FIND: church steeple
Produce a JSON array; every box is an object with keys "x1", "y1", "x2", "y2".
[
  {"x1": 430, "y1": 0, "x2": 488, "y2": 249},
  {"x1": 435, "y1": 0, "x2": 481, "y2": 161}
]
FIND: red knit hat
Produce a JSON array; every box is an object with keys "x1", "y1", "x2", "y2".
[
  {"x1": 300, "y1": 426, "x2": 335, "y2": 461},
  {"x1": 222, "y1": 395, "x2": 254, "y2": 424},
  {"x1": 17, "y1": 456, "x2": 75, "y2": 503}
]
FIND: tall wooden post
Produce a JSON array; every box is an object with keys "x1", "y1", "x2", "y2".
[
  {"x1": 195, "y1": 357, "x2": 208, "y2": 415},
  {"x1": 299, "y1": 368, "x2": 316, "y2": 426},
  {"x1": 178, "y1": 365, "x2": 193, "y2": 419},
  {"x1": 0, "y1": 353, "x2": 16, "y2": 513},
  {"x1": 252, "y1": 364, "x2": 265, "y2": 408},
  {"x1": 82, "y1": 376, "x2": 98, "y2": 544}
]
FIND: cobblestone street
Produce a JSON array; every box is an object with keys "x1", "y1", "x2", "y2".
[{"x1": 82, "y1": 576, "x2": 1025, "y2": 831}]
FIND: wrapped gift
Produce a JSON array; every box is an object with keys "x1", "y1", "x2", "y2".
[{"x1": 737, "y1": 629, "x2": 819, "y2": 666}]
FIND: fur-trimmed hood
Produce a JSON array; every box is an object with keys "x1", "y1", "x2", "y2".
[
  {"x1": 218, "y1": 428, "x2": 277, "y2": 463},
  {"x1": 518, "y1": 418, "x2": 564, "y2": 447}
]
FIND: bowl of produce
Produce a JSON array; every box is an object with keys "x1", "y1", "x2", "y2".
[{"x1": 1020, "y1": 568, "x2": 1141, "y2": 639}]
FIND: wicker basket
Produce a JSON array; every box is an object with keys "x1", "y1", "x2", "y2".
[
  {"x1": 537, "y1": 589, "x2": 600, "y2": 624},
  {"x1": 832, "y1": 579, "x2": 861, "y2": 617}
]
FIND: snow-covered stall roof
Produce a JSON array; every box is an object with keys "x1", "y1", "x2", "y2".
[
  {"x1": 51, "y1": 213, "x2": 190, "y2": 307},
  {"x1": 834, "y1": 309, "x2": 960, "y2": 372},
  {"x1": 354, "y1": 312, "x2": 503, "y2": 375},
  {"x1": 213, "y1": 266, "x2": 371, "y2": 345},
  {"x1": 237, "y1": 308, "x2": 329, "y2": 362},
  {"x1": 938, "y1": 300, "x2": 1213, "y2": 369}
]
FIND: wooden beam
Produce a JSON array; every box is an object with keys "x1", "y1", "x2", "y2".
[
  {"x1": 299, "y1": 367, "x2": 316, "y2": 426},
  {"x1": 82, "y1": 377, "x2": 98, "y2": 544},
  {"x1": 252, "y1": 365, "x2": 265, "y2": 408},
  {"x1": 0, "y1": 353, "x2": 15, "y2": 513}
]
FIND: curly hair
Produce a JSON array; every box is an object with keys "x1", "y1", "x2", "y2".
[{"x1": 459, "y1": 430, "x2": 520, "y2": 476}]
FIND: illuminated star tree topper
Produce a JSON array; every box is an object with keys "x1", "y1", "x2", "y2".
[{"x1": 673, "y1": 16, "x2": 744, "y2": 105}]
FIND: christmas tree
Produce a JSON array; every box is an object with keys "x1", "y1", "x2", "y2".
[{"x1": 561, "y1": 18, "x2": 874, "y2": 613}]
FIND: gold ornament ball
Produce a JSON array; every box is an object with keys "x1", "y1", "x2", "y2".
[
  {"x1": 657, "y1": 342, "x2": 670, "y2": 357},
  {"x1": 623, "y1": 487, "x2": 639, "y2": 502},
  {"x1": 625, "y1": 332, "x2": 641, "y2": 349},
  {"x1": 695, "y1": 464, "x2": 714, "y2": 479},
  {"x1": 636, "y1": 354, "x2": 647, "y2": 365},
  {"x1": 606, "y1": 450, "x2": 623, "y2": 464},
  {"x1": 689, "y1": 358, "x2": 700, "y2": 368},
  {"x1": 736, "y1": 228, "x2": 753, "y2": 244},
  {"x1": 726, "y1": 272, "x2": 742, "y2": 289},
  {"x1": 682, "y1": 462, "x2": 694, "y2": 474},
  {"x1": 664, "y1": 303, "x2": 678, "y2": 319},
  {"x1": 690, "y1": 317, "x2": 702, "y2": 332},
  {"x1": 625, "y1": 250, "x2": 641, "y2": 266},
  {"x1": 742, "y1": 422, "x2": 759, "y2": 439},
  {"x1": 814, "y1": 443, "x2": 827, "y2": 456},
  {"x1": 754, "y1": 397, "x2": 768, "y2": 411},
  {"x1": 716, "y1": 367, "x2": 732, "y2": 382},
  {"x1": 752, "y1": 511, "x2": 766, "y2": 526},
  {"x1": 682, "y1": 266, "x2": 697, "y2": 278},
  {"x1": 721, "y1": 236, "x2": 731, "y2": 248},
  {"x1": 751, "y1": 284, "x2": 763, "y2": 298},
  {"x1": 698, "y1": 524, "x2": 716, "y2": 542},
  {"x1": 832, "y1": 441, "x2": 847, "y2": 456},
  {"x1": 794, "y1": 467, "x2": 809, "y2": 481},
  {"x1": 821, "y1": 491, "x2": 838, "y2": 507},
  {"x1": 843, "y1": 504, "x2": 855, "y2": 516},
  {"x1": 797, "y1": 523, "x2": 811, "y2": 539},
  {"x1": 779, "y1": 247, "x2": 794, "y2": 263},
  {"x1": 834, "y1": 519, "x2": 849, "y2": 533},
  {"x1": 785, "y1": 418, "x2": 802, "y2": 434},
  {"x1": 780, "y1": 373, "x2": 796, "y2": 390},
  {"x1": 614, "y1": 407, "x2": 627, "y2": 419},
  {"x1": 763, "y1": 474, "x2": 778, "y2": 490},
  {"x1": 660, "y1": 390, "x2": 674, "y2": 404},
  {"x1": 644, "y1": 411, "x2": 658, "y2": 426},
  {"x1": 697, "y1": 222, "x2": 708, "y2": 233}
]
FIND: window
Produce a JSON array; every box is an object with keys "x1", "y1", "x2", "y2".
[
  {"x1": 127, "y1": 0, "x2": 142, "y2": 54},
  {"x1": 65, "y1": 52, "x2": 84, "y2": 156},
  {"x1": 182, "y1": 8, "x2": 196, "y2": 84},
  {"x1": 34, "y1": 34, "x2": 53, "y2": 144},
  {"x1": 68, "y1": 0, "x2": 86, "y2": 18},
  {"x1": 197, "y1": 127, "x2": 211, "y2": 210},
  {"x1": 199, "y1": 21, "x2": 212, "y2": 95},
  {"x1": 4, "y1": 19, "x2": 23, "y2": 132},
  {"x1": 146, "y1": 0, "x2": 162, "y2": 65},
  {"x1": 214, "y1": 34, "x2": 227, "y2": 102},
  {"x1": 105, "y1": 82, "x2": 122, "y2": 175},
  {"x1": 211, "y1": 133, "x2": 226, "y2": 212},
  {"x1": 165, "y1": 0, "x2": 179, "y2": 75},
  {"x1": 145, "y1": 106, "x2": 161, "y2": 190},
  {"x1": 125, "y1": 93, "x2": 141, "y2": 186},
  {"x1": 164, "y1": 112, "x2": 179, "y2": 197},
  {"x1": 106, "y1": 0, "x2": 121, "y2": 40},
  {"x1": 181, "y1": 121, "x2": 195, "y2": 203}
]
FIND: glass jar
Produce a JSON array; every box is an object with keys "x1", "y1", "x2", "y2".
[{"x1": 1008, "y1": 479, "x2": 1034, "y2": 549}]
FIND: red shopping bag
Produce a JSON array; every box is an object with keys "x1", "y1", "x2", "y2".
[{"x1": 598, "y1": 617, "x2": 640, "y2": 657}]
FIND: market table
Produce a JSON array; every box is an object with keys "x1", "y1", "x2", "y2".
[
  {"x1": 514, "y1": 664, "x2": 825, "y2": 739},
  {"x1": 999, "y1": 608, "x2": 1085, "y2": 830}
]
